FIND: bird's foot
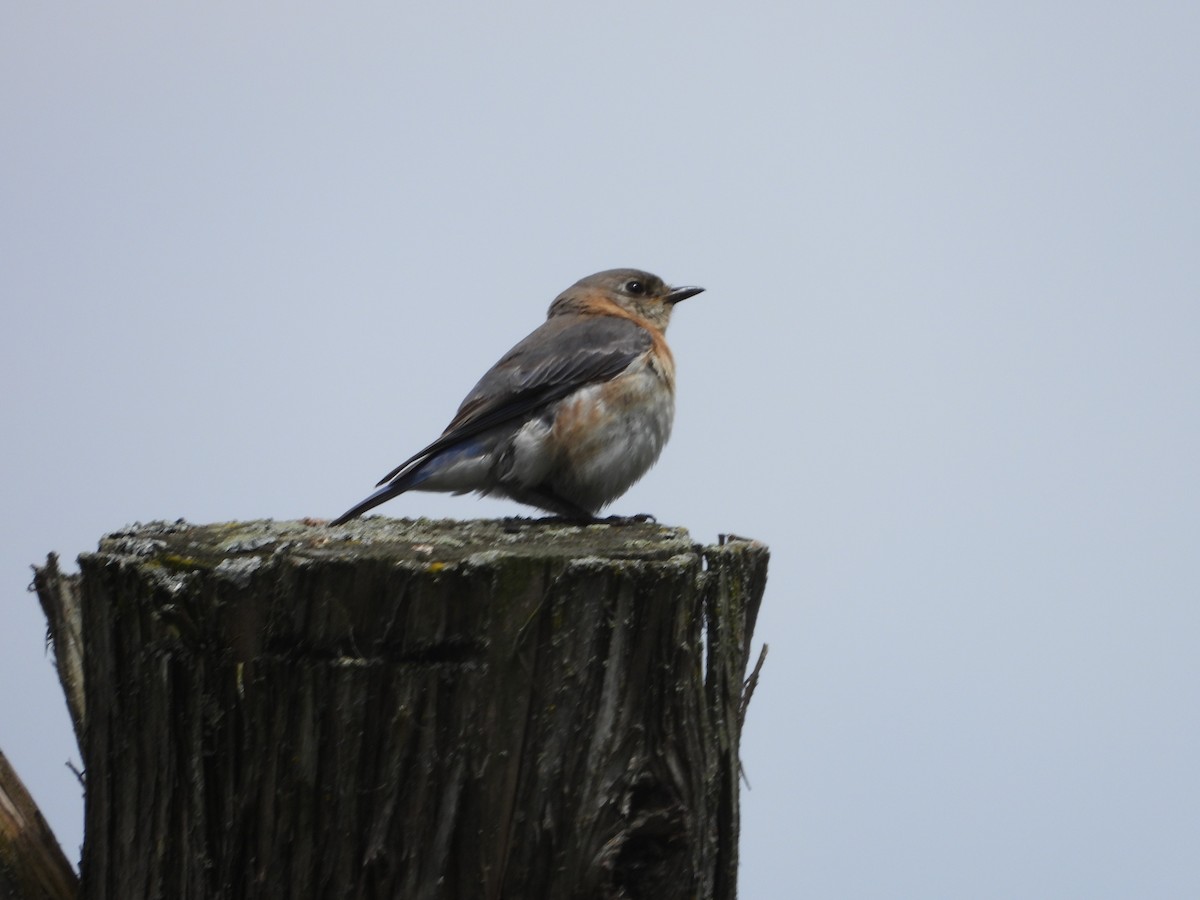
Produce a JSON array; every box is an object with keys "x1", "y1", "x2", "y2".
[
  {"x1": 598, "y1": 513, "x2": 657, "y2": 526},
  {"x1": 501, "y1": 516, "x2": 537, "y2": 533}
]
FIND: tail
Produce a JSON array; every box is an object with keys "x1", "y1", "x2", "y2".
[
  {"x1": 330, "y1": 437, "x2": 489, "y2": 526},
  {"x1": 329, "y1": 466, "x2": 430, "y2": 526},
  {"x1": 329, "y1": 483, "x2": 403, "y2": 526}
]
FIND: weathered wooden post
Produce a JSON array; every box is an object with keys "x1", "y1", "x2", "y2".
[{"x1": 31, "y1": 517, "x2": 767, "y2": 899}]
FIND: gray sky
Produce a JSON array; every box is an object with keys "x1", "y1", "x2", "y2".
[{"x1": 3, "y1": 3, "x2": 1198, "y2": 896}]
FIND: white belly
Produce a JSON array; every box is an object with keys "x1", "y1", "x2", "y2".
[{"x1": 544, "y1": 362, "x2": 675, "y2": 511}]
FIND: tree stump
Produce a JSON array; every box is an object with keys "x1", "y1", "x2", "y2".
[{"x1": 34, "y1": 518, "x2": 768, "y2": 900}]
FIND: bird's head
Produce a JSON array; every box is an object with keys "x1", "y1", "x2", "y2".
[{"x1": 549, "y1": 268, "x2": 704, "y2": 332}]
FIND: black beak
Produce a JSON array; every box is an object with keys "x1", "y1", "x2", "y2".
[{"x1": 667, "y1": 285, "x2": 705, "y2": 305}]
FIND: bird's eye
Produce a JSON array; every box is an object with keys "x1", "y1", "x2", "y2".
[{"x1": 625, "y1": 280, "x2": 645, "y2": 295}]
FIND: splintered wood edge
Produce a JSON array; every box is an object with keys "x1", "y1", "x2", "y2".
[{"x1": 31, "y1": 554, "x2": 86, "y2": 752}]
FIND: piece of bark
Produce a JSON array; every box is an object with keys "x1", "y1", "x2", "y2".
[
  {"x1": 0, "y1": 749, "x2": 78, "y2": 900},
  {"x1": 31, "y1": 556, "x2": 86, "y2": 752}
]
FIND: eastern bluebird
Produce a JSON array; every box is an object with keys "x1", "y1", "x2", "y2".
[{"x1": 331, "y1": 268, "x2": 702, "y2": 525}]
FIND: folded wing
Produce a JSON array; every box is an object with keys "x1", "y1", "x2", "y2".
[{"x1": 375, "y1": 314, "x2": 652, "y2": 486}]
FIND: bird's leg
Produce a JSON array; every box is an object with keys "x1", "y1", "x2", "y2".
[{"x1": 508, "y1": 487, "x2": 600, "y2": 524}]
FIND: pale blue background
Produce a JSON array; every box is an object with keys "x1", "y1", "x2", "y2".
[{"x1": 3, "y1": 3, "x2": 1198, "y2": 896}]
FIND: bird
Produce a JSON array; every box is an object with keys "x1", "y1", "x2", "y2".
[{"x1": 330, "y1": 268, "x2": 703, "y2": 526}]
